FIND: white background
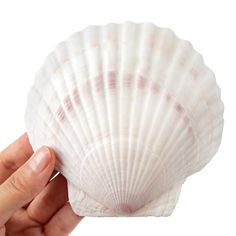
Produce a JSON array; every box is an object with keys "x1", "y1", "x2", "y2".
[{"x1": 0, "y1": 0, "x2": 235, "y2": 235}]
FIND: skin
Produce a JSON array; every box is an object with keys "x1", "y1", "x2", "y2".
[{"x1": 0, "y1": 133, "x2": 83, "y2": 236}]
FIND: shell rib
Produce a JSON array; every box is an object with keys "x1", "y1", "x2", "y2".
[{"x1": 25, "y1": 22, "x2": 224, "y2": 216}]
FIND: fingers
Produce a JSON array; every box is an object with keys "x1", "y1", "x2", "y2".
[
  {"x1": 5, "y1": 208, "x2": 39, "y2": 234},
  {"x1": 44, "y1": 202, "x2": 83, "y2": 236},
  {"x1": 0, "y1": 133, "x2": 33, "y2": 183},
  {"x1": 22, "y1": 170, "x2": 59, "y2": 210},
  {"x1": 0, "y1": 147, "x2": 55, "y2": 226},
  {"x1": 27, "y1": 174, "x2": 68, "y2": 224}
]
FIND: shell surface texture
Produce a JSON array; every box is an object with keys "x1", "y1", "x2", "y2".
[{"x1": 25, "y1": 22, "x2": 224, "y2": 217}]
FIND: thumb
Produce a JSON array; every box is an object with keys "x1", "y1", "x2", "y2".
[{"x1": 0, "y1": 147, "x2": 55, "y2": 225}]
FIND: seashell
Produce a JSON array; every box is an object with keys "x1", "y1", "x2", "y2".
[{"x1": 25, "y1": 22, "x2": 224, "y2": 217}]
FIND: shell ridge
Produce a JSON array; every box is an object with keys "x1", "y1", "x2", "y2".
[
  {"x1": 126, "y1": 24, "x2": 161, "y2": 204},
  {"x1": 100, "y1": 26, "x2": 122, "y2": 205},
  {"x1": 125, "y1": 23, "x2": 147, "y2": 205},
  {"x1": 129, "y1": 28, "x2": 182, "y2": 202},
  {"x1": 80, "y1": 30, "x2": 120, "y2": 205}
]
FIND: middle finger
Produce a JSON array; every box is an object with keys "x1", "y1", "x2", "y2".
[{"x1": 26, "y1": 174, "x2": 68, "y2": 224}]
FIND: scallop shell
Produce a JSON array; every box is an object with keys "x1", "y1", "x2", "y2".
[{"x1": 25, "y1": 22, "x2": 224, "y2": 216}]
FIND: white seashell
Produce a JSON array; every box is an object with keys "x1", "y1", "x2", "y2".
[{"x1": 25, "y1": 22, "x2": 224, "y2": 216}]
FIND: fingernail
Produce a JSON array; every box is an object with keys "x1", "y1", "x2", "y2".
[{"x1": 28, "y1": 147, "x2": 51, "y2": 172}]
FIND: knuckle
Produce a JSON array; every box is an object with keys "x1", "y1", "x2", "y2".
[
  {"x1": 55, "y1": 216, "x2": 69, "y2": 234},
  {"x1": 0, "y1": 157, "x2": 18, "y2": 172}
]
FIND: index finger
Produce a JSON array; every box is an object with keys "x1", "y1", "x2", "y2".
[{"x1": 0, "y1": 133, "x2": 33, "y2": 183}]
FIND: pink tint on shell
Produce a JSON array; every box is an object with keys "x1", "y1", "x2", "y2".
[
  {"x1": 56, "y1": 72, "x2": 192, "y2": 129},
  {"x1": 72, "y1": 88, "x2": 81, "y2": 106},
  {"x1": 138, "y1": 76, "x2": 147, "y2": 89},
  {"x1": 115, "y1": 203, "x2": 133, "y2": 214},
  {"x1": 175, "y1": 103, "x2": 183, "y2": 113},
  {"x1": 64, "y1": 95, "x2": 73, "y2": 112},
  {"x1": 56, "y1": 106, "x2": 66, "y2": 122},
  {"x1": 151, "y1": 82, "x2": 160, "y2": 94},
  {"x1": 108, "y1": 71, "x2": 116, "y2": 89}
]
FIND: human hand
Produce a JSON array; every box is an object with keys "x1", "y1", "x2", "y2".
[{"x1": 0, "y1": 133, "x2": 83, "y2": 236}]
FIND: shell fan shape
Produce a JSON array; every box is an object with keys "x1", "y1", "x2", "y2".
[{"x1": 25, "y1": 22, "x2": 224, "y2": 217}]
